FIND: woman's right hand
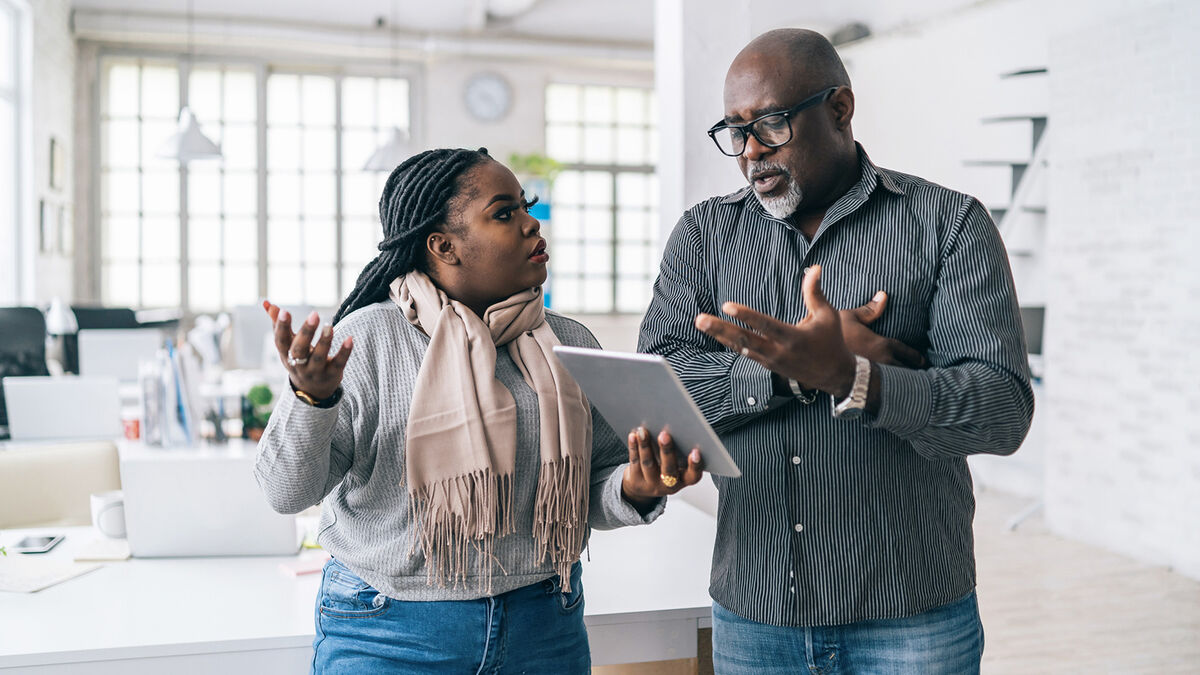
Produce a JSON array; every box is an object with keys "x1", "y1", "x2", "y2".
[{"x1": 263, "y1": 300, "x2": 353, "y2": 401}]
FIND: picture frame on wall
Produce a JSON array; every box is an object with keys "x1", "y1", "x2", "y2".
[
  {"x1": 58, "y1": 204, "x2": 73, "y2": 256},
  {"x1": 38, "y1": 200, "x2": 56, "y2": 253},
  {"x1": 50, "y1": 136, "x2": 65, "y2": 191}
]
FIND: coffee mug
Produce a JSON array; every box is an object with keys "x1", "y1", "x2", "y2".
[{"x1": 90, "y1": 490, "x2": 126, "y2": 539}]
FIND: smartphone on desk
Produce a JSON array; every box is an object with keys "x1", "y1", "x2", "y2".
[{"x1": 11, "y1": 534, "x2": 65, "y2": 554}]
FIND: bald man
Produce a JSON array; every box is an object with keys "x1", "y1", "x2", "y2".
[{"x1": 638, "y1": 29, "x2": 1033, "y2": 673}]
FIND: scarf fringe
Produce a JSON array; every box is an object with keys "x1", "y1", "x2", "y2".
[
  {"x1": 531, "y1": 455, "x2": 589, "y2": 593},
  {"x1": 409, "y1": 469, "x2": 514, "y2": 594}
]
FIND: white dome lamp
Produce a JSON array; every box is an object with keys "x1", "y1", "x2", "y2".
[{"x1": 157, "y1": 0, "x2": 223, "y2": 163}]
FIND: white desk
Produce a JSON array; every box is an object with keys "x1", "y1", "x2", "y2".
[{"x1": 0, "y1": 500, "x2": 716, "y2": 673}]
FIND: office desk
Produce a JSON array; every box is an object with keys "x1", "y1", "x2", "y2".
[{"x1": 0, "y1": 499, "x2": 716, "y2": 673}]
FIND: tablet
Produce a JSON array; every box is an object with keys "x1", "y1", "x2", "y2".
[{"x1": 552, "y1": 346, "x2": 741, "y2": 478}]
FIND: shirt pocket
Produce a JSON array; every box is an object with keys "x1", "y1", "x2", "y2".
[{"x1": 319, "y1": 559, "x2": 390, "y2": 618}]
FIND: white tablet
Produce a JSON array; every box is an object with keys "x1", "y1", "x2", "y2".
[{"x1": 552, "y1": 346, "x2": 741, "y2": 478}]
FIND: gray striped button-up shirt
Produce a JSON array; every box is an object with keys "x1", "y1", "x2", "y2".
[{"x1": 638, "y1": 146, "x2": 1034, "y2": 627}]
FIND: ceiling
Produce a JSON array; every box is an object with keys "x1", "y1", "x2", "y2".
[{"x1": 69, "y1": 0, "x2": 657, "y2": 45}]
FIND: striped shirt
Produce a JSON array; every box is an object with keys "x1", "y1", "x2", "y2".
[{"x1": 638, "y1": 145, "x2": 1034, "y2": 627}]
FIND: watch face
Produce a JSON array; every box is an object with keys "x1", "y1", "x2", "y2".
[{"x1": 464, "y1": 73, "x2": 512, "y2": 122}]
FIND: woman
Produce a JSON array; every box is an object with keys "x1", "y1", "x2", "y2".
[{"x1": 254, "y1": 147, "x2": 703, "y2": 674}]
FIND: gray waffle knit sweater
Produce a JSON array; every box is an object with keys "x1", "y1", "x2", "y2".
[{"x1": 254, "y1": 300, "x2": 664, "y2": 601}]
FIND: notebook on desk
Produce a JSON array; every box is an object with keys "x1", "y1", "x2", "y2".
[{"x1": 120, "y1": 446, "x2": 299, "y2": 558}]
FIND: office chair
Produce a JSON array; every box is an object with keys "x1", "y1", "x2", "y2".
[{"x1": 0, "y1": 306, "x2": 51, "y2": 432}]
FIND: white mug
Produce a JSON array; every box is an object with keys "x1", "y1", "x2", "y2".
[{"x1": 90, "y1": 490, "x2": 126, "y2": 539}]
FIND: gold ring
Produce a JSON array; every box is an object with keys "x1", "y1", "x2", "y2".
[{"x1": 660, "y1": 474, "x2": 678, "y2": 488}]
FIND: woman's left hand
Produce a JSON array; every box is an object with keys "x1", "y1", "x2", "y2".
[{"x1": 621, "y1": 427, "x2": 705, "y2": 510}]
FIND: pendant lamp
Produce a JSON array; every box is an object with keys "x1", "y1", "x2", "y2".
[{"x1": 157, "y1": 0, "x2": 222, "y2": 162}]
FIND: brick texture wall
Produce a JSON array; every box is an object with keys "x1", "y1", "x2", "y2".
[{"x1": 1045, "y1": 0, "x2": 1200, "y2": 580}]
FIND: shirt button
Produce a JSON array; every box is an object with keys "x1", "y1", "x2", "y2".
[
  {"x1": 794, "y1": 523, "x2": 804, "y2": 532},
  {"x1": 746, "y1": 396, "x2": 757, "y2": 407},
  {"x1": 791, "y1": 456, "x2": 801, "y2": 465},
  {"x1": 789, "y1": 570, "x2": 794, "y2": 578},
  {"x1": 790, "y1": 586, "x2": 796, "y2": 593}
]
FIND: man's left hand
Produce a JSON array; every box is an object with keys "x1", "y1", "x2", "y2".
[{"x1": 695, "y1": 264, "x2": 857, "y2": 398}]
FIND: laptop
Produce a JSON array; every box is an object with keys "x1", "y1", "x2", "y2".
[
  {"x1": 119, "y1": 445, "x2": 299, "y2": 557},
  {"x1": 77, "y1": 328, "x2": 163, "y2": 382},
  {"x1": 1, "y1": 376, "x2": 122, "y2": 441}
]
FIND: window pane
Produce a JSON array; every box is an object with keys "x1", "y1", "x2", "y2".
[
  {"x1": 141, "y1": 66, "x2": 179, "y2": 119},
  {"x1": 189, "y1": 218, "x2": 222, "y2": 262},
  {"x1": 141, "y1": 119, "x2": 178, "y2": 166},
  {"x1": 302, "y1": 129, "x2": 336, "y2": 171},
  {"x1": 224, "y1": 218, "x2": 258, "y2": 263},
  {"x1": 552, "y1": 277, "x2": 580, "y2": 312},
  {"x1": 104, "y1": 120, "x2": 139, "y2": 169},
  {"x1": 268, "y1": 173, "x2": 301, "y2": 216},
  {"x1": 189, "y1": 264, "x2": 222, "y2": 311},
  {"x1": 188, "y1": 169, "x2": 221, "y2": 216},
  {"x1": 142, "y1": 216, "x2": 179, "y2": 261},
  {"x1": 303, "y1": 219, "x2": 337, "y2": 264},
  {"x1": 617, "y1": 173, "x2": 651, "y2": 208},
  {"x1": 546, "y1": 124, "x2": 580, "y2": 164},
  {"x1": 268, "y1": 220, "x2": 302, "y2": 265},
  {"x1": 268, "y1": 127, "x2": 300, "y2": 170},
  {"x1": 581, "y1": 125, "x2": 613, "y2": 164},
  {"x1": 553, "y1": 172, "x2": 582, "y2": 205},
  {"x1": 342, "y1": 218, "x2": 381, "y2": 265},
  {"x1": 583, "y1": 208, "x2": 612, "y2": 241},
  {"x1": 221, "y1": 124, "x2": 256, "y2": 170},
  {"x1": 142, "y1": 262, "x2": 180, "y2": 307},
  {"x1": 617, "y1": 243, "x2": 649, "y2": 276},
  {"x1": 582, "y1": 87, "x2": 613, "y2": 124},
  {"x1": 615, "y1": 88, "x2": 647, "y2": 124},
  {"x1": 267, "y1": 74, "x2": 299, "y2": 125},
  {"x1": 582, "y1": 172, "x2": 613, "y2": 207},
  {"x1": 188, "y1": 69, "x2": 222, "y2": 123},
  {"x1": 301, "y1": 75, "x2": 335, "y2": 125},
  {"x1": 224, "y1": 71, "x2": 257, "y2": 123},
  {"x1": 341, "y1": 129, "x2": 378, "y2": 175},
  {"x1": 341, "y1": 77, "x2": 375, "y2": 127},
  {"x1": 617, "y1": 208, "x2": 651, "y2": 241},
  {"x1": 142, "y1": 169, "x2": 179, "y2": 215},
  {"x1": 103, "y1": 170, "x2": 140, "y2": 214},
  {"x1": 546, "y1": 84, "x2": 580, "y2": 123},
  {"x1": 615, "y1": 127, "x2": 646, "y2": 165},
  {"x1": 582, "y1": 242, "x2": 612, "y2": 276},
  {"x1": 304, "y1": 265, "x2": 338, "y2": 307},
  {"x1": 302, "y1": 172, "x2": 336, "y2": 217},
  {"x1": 104, "y1": 263, "x2": 140, "y2": 306},
  {"x1": 548, "y1": 206, "x2": 582, "y2": 241},
  {"x1": 105, "y1": 63, "x2": 140, "y2": 117},
  {"x1": 224, "y1": 264, "x2": 258, "y2": 307},
  {"x1": 377, "y1": 79, "x2": 409, "y2": 129},
  {"x1": 342, "y1": 171, "x2": 380, "y2": 217},
  {"x1": 581, "y1": 279, "x2": 612, "y2": 313},
  {"x1": 103, "y1": 216, "x2": 140, "y2": 262},
  {"x1": 224, "y1": 171, "x2": 256, "y2": 216},
  {"x1": 268, "y1": 265, "x2": 303, "y2": 305}
]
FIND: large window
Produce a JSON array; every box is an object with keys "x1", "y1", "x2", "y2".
[
  {"x1": 544, "y1": 84, "x2": 658, "y2": 314},
  {"x1": 97, "y1": 57, "x2": 411, "y2": 311}
]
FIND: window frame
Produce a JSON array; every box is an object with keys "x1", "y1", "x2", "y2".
[
  {"x1": 0, "y1": 0, "x2": 30, "y2": 304},
  {"x1": 90, "y1": 46, "x2": 421, "y2": 313},
  {"x1": 543, "y1": 82, "x2": 658, "y2": 315}
]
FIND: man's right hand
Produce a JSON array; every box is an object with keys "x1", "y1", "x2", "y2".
[
  {"x1": 839, "y1": 291, "x2": 926, "y2": 369},
  {"x1": 263, "y1": 300, "x2": 353, "y2": 401}
]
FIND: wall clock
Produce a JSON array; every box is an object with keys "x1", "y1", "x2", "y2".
[{"x1": 464, "y1": 72, "x2": 513, "y2": 123}]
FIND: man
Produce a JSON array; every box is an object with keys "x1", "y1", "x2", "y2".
[{"x1": 638, "y1": 28, "x2": 1034, "y2": 673}]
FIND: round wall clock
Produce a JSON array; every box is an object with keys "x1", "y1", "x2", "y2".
[{"x1": 464, "y1": 72, "x2": 513, "y2": 123}]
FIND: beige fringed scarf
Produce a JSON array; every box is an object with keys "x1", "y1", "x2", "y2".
[{"x1": 390, "y1": 271, "x2": 592, "y2": 593}]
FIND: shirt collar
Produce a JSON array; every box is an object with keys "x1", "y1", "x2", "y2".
[{"x1": 716, "y1": 142, "x2": 905, "y2": 207}]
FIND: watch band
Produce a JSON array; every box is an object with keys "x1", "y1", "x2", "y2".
[
  {"x1": 831, "y1": 356, "x2": 871, "y2": 419},
  {"x1": 788, "y1": 378, "x2": 818, "y2": 405},
  {"x1": 292, "y1": 384, "x2": 343, "y2": 409}
]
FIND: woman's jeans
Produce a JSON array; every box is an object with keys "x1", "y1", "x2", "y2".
[
  {"x1": 311, "y1": 558, "x2": 589, "y2": 674},
  {"x1": 712, "y1": 590, "x2": 984, "y2": 675}
]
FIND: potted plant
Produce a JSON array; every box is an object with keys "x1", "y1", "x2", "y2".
[{"x1": 241, "y1": 384, "x2": 274, "y2": 441}]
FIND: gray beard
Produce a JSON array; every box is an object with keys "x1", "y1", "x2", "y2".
[{"x1": 747, "y1": 164, "x2": 804, "y2": 219}]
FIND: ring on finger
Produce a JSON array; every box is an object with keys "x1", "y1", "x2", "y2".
[
  {"x1": 740, "y1": 346, "x2": 750, "y2": 357},
  {"x1": 659, "y1": 473, "x2": 678, "y2": 488},
  {"x1": 286, "y1": 351, "x2": 309, "y2": 367}
]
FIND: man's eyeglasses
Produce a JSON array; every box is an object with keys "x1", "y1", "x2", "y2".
[{"x1": 706, "y1": 87, "x2": 840, "y2": 157}]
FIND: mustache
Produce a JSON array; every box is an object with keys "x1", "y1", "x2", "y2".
[{"x1": 746, "y1": 161, "x2": 791, "y2": 180}]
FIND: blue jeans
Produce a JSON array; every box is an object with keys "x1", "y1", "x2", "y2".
[
  {"x1": 311, "y1": 558, "x2": 589, "y2": 674},
  {"x1": 712, "y1": 591, "x2": 984, "y2": 675}
]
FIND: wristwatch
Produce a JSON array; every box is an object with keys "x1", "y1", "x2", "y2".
[
  {"x1": 787, "y1": 378, "x2": 818, "y2": 404},
  {"x1": 831, "y1": 355, "x2": 870, "y2": 419},
  {"x1": 291, "y1": 383, "x2": 343, "y2": 409}
]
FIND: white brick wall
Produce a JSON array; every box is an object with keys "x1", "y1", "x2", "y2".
[
  {"x1": 1045, "y1": 0, "x2": 1200, "y2": 580},
  {"x1": 30, "y1": 0, "x2": 75, "y2": 302}
]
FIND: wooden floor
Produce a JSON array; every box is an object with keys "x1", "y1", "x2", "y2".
[
  {"x1": 597, "y1": 488, "x2": 1200, "y2": 674},
  {"x1": 974, "y1": 488, "x2": 1200, "y2": 673}
]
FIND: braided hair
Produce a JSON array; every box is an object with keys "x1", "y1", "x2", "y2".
[{"x1": 334, "y1": 147, "x2": 492, "y2": 325}]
